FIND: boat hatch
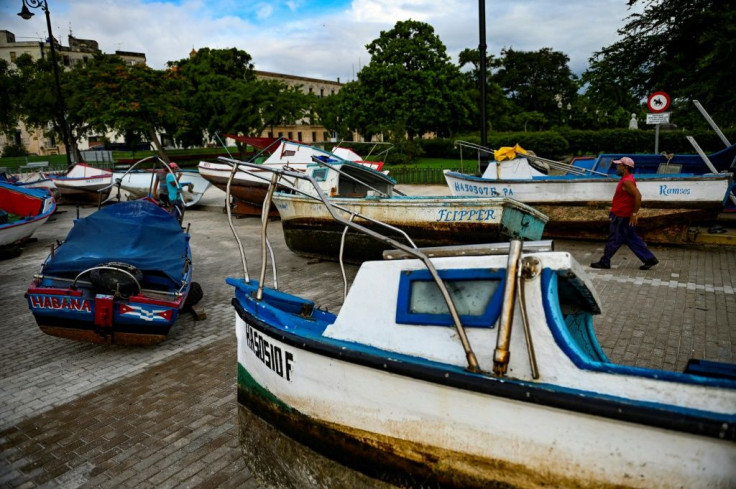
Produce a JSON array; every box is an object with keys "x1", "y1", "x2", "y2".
[{"x1": 397, "y1": 268, "x2": 505, "y2": 327}]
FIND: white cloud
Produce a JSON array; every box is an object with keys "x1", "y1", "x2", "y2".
[{"x1": 0, "y1": 0, "x2": 640, "y2": 81}]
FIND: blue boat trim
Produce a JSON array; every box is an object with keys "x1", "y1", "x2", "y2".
[
  {"x1": 230, "y1": 280, "x2": 735, "y2": 441},
  {"x1": 541, "y1": 268, "x2": 735, "y2": 388}
]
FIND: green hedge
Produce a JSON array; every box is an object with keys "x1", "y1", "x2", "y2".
[{"x1": 417, "y1": 128, "x2": 736, "y2": 161}]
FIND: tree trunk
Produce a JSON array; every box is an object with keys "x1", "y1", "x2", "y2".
[{"x1": 147, "y1": 126, "x2": 170, "y2": 163}]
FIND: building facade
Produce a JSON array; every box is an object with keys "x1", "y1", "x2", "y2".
[
  {"x1": 0, "y1": 30, "x2": 146, "y2": 157},
  {"x1": 1, "y1": 30, "x2": 351, "y2": 158}
]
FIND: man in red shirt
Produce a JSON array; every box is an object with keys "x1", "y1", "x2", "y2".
[{"x1": 591, "y1": 157, "x2": 658, "y2": 270}]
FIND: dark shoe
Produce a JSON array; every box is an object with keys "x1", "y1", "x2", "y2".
[
  {"x1": 590, "y1": 261, "x2": 610, "y2": 269},
  {"x1": 639, "y1": 258, "x2": 659, "y2": 270}
]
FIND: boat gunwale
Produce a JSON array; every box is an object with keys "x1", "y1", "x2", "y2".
[{"x1": 231, "y1": 285, "x2": 736, "y2": 441}]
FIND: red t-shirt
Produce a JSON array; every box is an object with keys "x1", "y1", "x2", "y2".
[{"x1": 610, "y1": 174, "x2": 636, "y2": 217}]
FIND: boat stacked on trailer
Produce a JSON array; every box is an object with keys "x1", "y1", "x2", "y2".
[{"x1": 224, "y1": 163, "x2": 735, "y2": 489}]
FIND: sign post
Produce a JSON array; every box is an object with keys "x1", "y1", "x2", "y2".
[{"x1": 647, "y1": 91, "x2": 671, "y2": 153}]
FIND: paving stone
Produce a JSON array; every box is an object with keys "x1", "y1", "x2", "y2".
[{"x1": 1, "y1": 188, "x2": 734, "y2": 487}]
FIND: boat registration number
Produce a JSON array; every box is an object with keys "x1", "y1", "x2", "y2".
[{"x1": 245, "y1": 321, "x2": 294, "y2": 381}]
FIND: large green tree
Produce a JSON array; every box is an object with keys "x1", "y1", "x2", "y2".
[
  {"x1": 67, "y1": 53, "x2": 184, "y2": 161},
  {"x1": 6, "y1": 53, "x2": 82, "y2": 161},
  {"x1": 171, "y1": 48, "x2": 310, "y2": 156},
  {"x1": 457, "y1": 48, "x2": 515, "y2": 132},
  {"x1": 355, "y1": 19, "x2": 473, "y2": 139},
  {"x1": 493, "y1": 47, "x2": 579, "y2": 128},
  {"x1": 583, "y1": 0, "x2": 736, "y2": 129}
]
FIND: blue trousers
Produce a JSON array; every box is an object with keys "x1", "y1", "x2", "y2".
[{"x1": 599, "y1": 213, "x2": 656, "y2": 265}]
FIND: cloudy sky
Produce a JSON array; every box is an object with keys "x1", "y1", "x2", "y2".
[{"x1": 1, "y1": 0, "x2": 641, "y2": 82}]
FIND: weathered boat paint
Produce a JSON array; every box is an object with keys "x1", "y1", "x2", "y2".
[{"x1": 273, "y1": 193, "x2": 548, "y2": 262}]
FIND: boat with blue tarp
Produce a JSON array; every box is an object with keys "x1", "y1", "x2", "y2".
[{"x1": 26, "y1": 197, "x2": 200, "y2": 345}]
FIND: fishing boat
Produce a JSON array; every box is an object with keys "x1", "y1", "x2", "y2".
[
  {"x1": 111, "y1": 160, "x2": 211, "y2": 208},
  {"x1": 198, "y1": 138, "x2": 386, "y2": 215},
  {"x1": 25, "y1": 196, "x2": 200, "y2": 345},
  {"x1": 1, "y1": 169, "x2": 59, "y2": 199},
  {"x1": 227, "y1": 166, "x2": 735, "y2": 489},
  {"x1": 444, "y1": 143, "x2": 733, "y2": 243},
  {"x1": 218, "y1": 155, "x2": 548, "y2": 262},
  {"x1": 46, "y1": 162, "x2": 112, "y2": 203},
  {"x1": 0, "y1": 181, "x2": 56, "y2": 251},
  {"x1": 569, "y1": 141, "x2": 736, "y2": 175}
]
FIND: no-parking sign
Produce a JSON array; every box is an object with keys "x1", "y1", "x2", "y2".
[{"x1": 647, "y1": 91, "x2": 670, "y2": 113}]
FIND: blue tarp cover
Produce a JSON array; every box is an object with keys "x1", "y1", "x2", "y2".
[{"x1": 44, "y1": 200, "x2": 188, "y2": 286}]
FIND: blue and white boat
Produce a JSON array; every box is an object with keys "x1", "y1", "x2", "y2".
[
  {"x1": 444, "y1": 143, "x2": 733, "y2": 243},
  {"x1": 26, "y1": 197, "x2": 200, "y2": 345},
  {"x1": 227, "y1": 165, "x2": 735, "y2": 488}
]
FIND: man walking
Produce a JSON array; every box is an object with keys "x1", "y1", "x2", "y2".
[{"x1": 590, "y1": 156, "x2": 659, "y2": 270}]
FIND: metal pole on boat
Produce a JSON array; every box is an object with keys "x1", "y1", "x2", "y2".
[
  {"x1": 478, "y1": 0, "x2": 489, "y2": 173},
  {"x1": 225, "y1": 162, "x2": 249, "y2": 282},
  {"x1": 518, "y1": 257, "x2": 540, "y2": 379},
  {"x1": 493, "y1": 239, "x2": 522, "y2": 376},
  {"x1": 693, "y1": 100, "x2": 731, "y2": 147},
  {"x1": 257, "y1": 172, "x2": 279, "y2": 301}
]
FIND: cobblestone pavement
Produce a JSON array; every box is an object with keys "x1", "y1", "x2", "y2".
[{"x1": 1, "y1": 187, "x2": 734, "y2": 488}]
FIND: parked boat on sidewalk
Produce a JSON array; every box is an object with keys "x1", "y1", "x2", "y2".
[
  {"x1": 26, "y1": 196, "x2": 201, "y2": 345},
  {"x1": 198, "y1": 138, "x2": 386, "y2": 215},
  {"x1": 218, "y1": 155, "x2": 548, "y2": 262},
  {"x1": 111, "y1": 160, "x2": 211, "y2": 208},
  {"x1": 226, "y1": 166, "x2": 736, "y2": 489},
  {"x1": 0, "y1": 182, "x2": 56, "y2": 254},
  {"x1": 444, "y1": 143, "x2": 733, "y2": 243},
  {"x1": 46, "y1": 162, "x2": 112, "y2": 204}
]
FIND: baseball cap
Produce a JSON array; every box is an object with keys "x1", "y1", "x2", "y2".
[{"x1": 612, "y1": 156, "x2": 635, "y2": 168}]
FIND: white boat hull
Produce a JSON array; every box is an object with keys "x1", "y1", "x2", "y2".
[
  {"x1": 236, "y1": 311, "x2": 734, "y2": 489},
  {"x1": 444, "y1": 170, "x2": 732, "y2": 243},
  {"x1": 444, "y1": 171, "x2": 731, "y2": 207},
  {"x1": 272, "y1": 193, "x2": 548, "y2": 261},
  {"x1": 111, "y1": 170, "x2": 211, "y2": 207},
  {"x1": 47, "y1": 163, "x2": 112, "y2": 202}
]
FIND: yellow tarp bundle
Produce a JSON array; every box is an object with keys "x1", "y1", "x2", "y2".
[{"x1": 494, "y1": 144, "x2": 527, "y2": 161}]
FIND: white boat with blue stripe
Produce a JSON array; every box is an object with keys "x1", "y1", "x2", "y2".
[{"x1": 226, "y1": 164, "x2": 735, "y2": 488}]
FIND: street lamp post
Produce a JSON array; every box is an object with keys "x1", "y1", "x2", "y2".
[{"x1": 18, "y1": 0, "x2": 73, "y2": 166}]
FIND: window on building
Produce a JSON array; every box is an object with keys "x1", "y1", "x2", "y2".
[
  {"x1": 308, "y1": 87, "x2": 313, "y2": 94},
  {"x1": 312, "y1": 132, "x2": 317, "y2": 142},
  {"x1": 268, "y1": 132, "x2": 273, "y2": 138},
  {"x1": 14, "y1": 129, "x2": 21, "y2": 146},
  {"x1": 278, "y1": 132, "x2": 283, "y2": 138},
  {"x1": 320, "y1": 88, "x2": 324, "y2": 97},
  {"x1": 323, "y1": 132, "x2": 329, "y2": 141},
  {"x1": 63, "y1": 55, "x2": 70, "y2": 67},
  {"x1": 287, "y1": 132, "x2": 293, "y2": 140},
  {"x1": 297, "y1": 132, "x2": 302, "y2": 141},
  {"x1": 10, "y1": 52, "x2": 16, "y2": 62}
]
